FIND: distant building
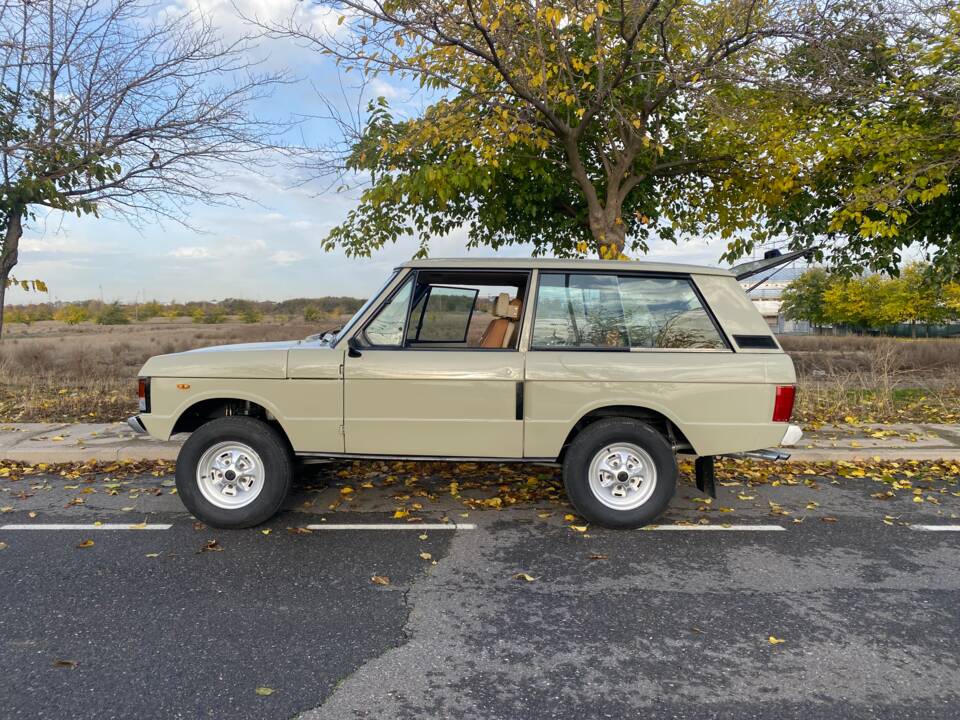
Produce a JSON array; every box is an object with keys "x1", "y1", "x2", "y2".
[{"x1": 740, "y1": 280, "x2": 811, "y2": 334}]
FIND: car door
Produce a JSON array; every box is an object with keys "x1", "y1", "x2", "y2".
[{"x1": 342, "y1": 270, "x2": 527, "y2": 458}]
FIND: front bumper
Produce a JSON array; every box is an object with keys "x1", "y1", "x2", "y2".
[{"x1": 126, "y1": 415, "x2": 147, "y2": 434}]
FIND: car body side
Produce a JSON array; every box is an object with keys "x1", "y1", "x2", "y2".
[{"x1": 137, "y1": 262, "x2": 796, "y2": 460}]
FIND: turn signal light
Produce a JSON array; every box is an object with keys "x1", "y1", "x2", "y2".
[
  {"x1": 772, "y1": 385, "x2": 795, "y2": 422},
  {"x1": 137, "y1": 377, "x2": 151, "y2": 413}
]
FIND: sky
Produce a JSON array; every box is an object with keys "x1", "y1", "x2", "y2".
[{"x1": 6, "y1": 0, "x2": 727, "y2": 306}]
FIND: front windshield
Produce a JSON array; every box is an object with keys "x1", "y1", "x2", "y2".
[{"x1": 332, "y1": 270, "x2": 400, "y2": 345}]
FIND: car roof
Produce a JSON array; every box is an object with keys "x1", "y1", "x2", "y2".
[{"x1": 399, "y1": 257, "x2": 733, "y2": 277}]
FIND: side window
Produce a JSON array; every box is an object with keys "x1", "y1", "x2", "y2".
[
  {"x1": 406, "y1": 286, "x2": 479, "y2": 343},
  {"x1": 531, "y1": 274, "x2": 627, "y2": 348},
  {"x1": 618, "y1": 276, "x2": 725, "y2": 349},
  {"x1": 362, "y1": 276, "x2": 413, "y2": 346},
  {"x1": 532, "y1": 273, "x2": 726, "y2": 350}
]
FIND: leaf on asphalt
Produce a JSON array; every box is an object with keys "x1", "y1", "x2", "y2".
[
  {"x1": 52, "y1": 659, "x2": 78, "y2": 669},
  {"x1": 768, "y1": 636, "x2": 786, "y2": 645},
  {"x1": 569, "y1": 525, "x2": 588, "y2": 533},
  {"x1": 260, "y1": 529, "x2": 271, "y2": 535},
  {"x1": 28, "y1": 511, "x2": 37, "y2": 518},
  {"x1": 512, "y1": 572, "x2": 537, "y2": 582},
  {"x1": 255, "y1": 687, "x2": 275, "y2": 696},
  {"x1": 286, "y1": 526, "x2": 312, "y2": 535},
  {"x1": 371, "y1": 575, "x2": 390, "y2": 586},
  {"x1": 192, "y1": 521, "x2": 206, "y2": 531},
  {"x1": 0, "y1": 506, "x2": 13, "y2": 513},
  {"x1": 145, "y1": 553, "x2": 160, "y2": 558},
  {"x1": 0, "y1": 542, "x2": 7, "y2": 550},
  {"x1": 419, "y1": 552, "x2": 432, "y2": 560},
  {"x1": 588, "y1": 553, "x2": 608, "y2": 560},
  {"x1": 340, "y1": 486, "x2": 354, "y2": 495},
  {"x1": 198, "y1": 539, "x2": 222, "y2": 553},
  {"x1": 820, "y1": 516, "x2": 838, "y2": 523},
  {"x1": 563, "y1": 514, "x2": 576, "y2": 521},
  {"x1": 737, "y1": 494, "x2": 756, "y2": 501},
  {"x1": 76, "y1": 539, "x2": 94, "y2": 549},
  {"x1": 393, "y1": 509, "x2": 409, "y2": 519},
  {"x1": 418, "y1": 533, "x2": 428, "y2": 540}
]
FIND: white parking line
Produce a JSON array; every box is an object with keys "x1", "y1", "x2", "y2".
[
  {"x1": 0, "y1": 524, "x2": 172, "y2": 531},
  {"x1": 645, "y1": 524, "x2": 786, "y2": 531},
  {"x1": 305, "y1": 523, "x2": 475, "y2": 531},
  {"x1": 909, "y1": 525, "x2": 960, "y2": 532}
]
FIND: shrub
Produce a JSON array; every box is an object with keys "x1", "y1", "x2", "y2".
[
  {"x1": 55, "y1": 305, "x2": 90, "y2": 325},
  {"x1": 96, "y1": 302, "x2": 129, "y2": 325},
  {"x1": 191, "y1": 308, "x2": 205, "y2": 323},
  {"x1": 304, "y1": 305, "x2": 321, "y2": 322},
  {"x1": 241, "y1": 307, "x2": 262, "y2": 323}
]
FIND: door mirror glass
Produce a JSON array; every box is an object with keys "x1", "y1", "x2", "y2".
[{"x1": 362, "y1": 276, "x2": 413, "y2": 346}]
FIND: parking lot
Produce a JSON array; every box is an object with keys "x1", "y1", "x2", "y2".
[{"x1": 1, "y1": 461, "x2": 958, "y2": 720}]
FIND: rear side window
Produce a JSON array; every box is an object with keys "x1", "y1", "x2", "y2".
[{"x1": 532, "y1": 273, "x2": 726, "y2": 350}]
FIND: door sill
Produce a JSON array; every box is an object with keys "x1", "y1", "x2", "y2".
[{"x1": 296, "y1": 451, "x2": 558, "y2": 464}]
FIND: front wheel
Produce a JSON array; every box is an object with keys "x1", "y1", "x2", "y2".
[
  {"x1": 562, "y1": 418, "x2": 677, "y2": 529},
  {"x1": 175, "y1": 417, "x2": 294, "y2": 529}
]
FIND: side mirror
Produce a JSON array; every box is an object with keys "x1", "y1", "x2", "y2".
[{"x1": 347, "y1": 335, "x2": 363, "y2": 358}]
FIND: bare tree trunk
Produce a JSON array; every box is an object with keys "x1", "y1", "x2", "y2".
[{"x1": 0, "y1": 212, "x2": 24, "y2": 341}]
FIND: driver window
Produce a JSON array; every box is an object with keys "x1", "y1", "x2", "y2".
[{"x1": 362, "y1": 276, "x2": 413, "y2": 346}]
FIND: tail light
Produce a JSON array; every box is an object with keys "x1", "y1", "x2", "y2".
[
  {"x1": 772, "y1": 385, "x2": 795, "y2": 422},
  {"x1": 137, "y1": 377, "x2": 151, "y2": 413}
]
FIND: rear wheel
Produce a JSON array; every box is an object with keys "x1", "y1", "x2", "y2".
[
  {"x1": 562, "y1": 418, "x2": 677, "y2": 529},
  {"x1": 175, "y1": 417, "x2": 293, "y2": 529}
]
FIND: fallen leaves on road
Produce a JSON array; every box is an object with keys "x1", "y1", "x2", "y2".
[
  {"x1": 255, "y1": 687, "x2": 275, "y2": 696},
  {"x1": 419, "y1": 552, "x2": 432, "y2": 561},
  {"x1": 286, "y1": 526, "x2": 312, "y2": 535},
  {"x1": 589, "y1": 553, "x2": 608, "y2": 560},
  {"x1": 76, "y1": 539, "x2": 94, "y2": 549},
  {"x1": 52, "y1": 659, "x2": 78, "y2": 669},
  {"x1": 371, "y1": 575, "x2": 390, "y2": 586},
  {"x1": 512, "y1": 572, "x2": 537, "y2": 582},
  {"x1": 768, "y1": 636, "x2": 786, "y2": 645},
  {"x1": 198, "y1": 539, "x2": 222, "y2": 553},
  {"x1": 0, "y1": 542, "x2": 7, "y2": 550}
]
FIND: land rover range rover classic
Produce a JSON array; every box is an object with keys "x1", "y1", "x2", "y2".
[{"x1": 130, "y1": 258, "x2": 802, "y2": 529}]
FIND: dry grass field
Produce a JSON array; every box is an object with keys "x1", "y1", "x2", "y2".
[
  {"x1": 0, "y1": 316, "x2": 344, "y2": 422},
  {"x1": 0, "y1": 320, "x2": 958, "y2": 426}
]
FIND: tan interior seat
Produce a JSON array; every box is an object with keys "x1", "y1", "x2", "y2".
[{"x1": 479, "y1": 293, "x2": 523, "y2": 348}]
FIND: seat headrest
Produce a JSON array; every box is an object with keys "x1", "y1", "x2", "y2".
[{"x1": 493, "y1": 293, "x2": 522, "y2": 321}]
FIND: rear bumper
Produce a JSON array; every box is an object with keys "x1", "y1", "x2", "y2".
[
  {"x1": 126, "y1": 415, "x2": 147, "y2": 434},
  {"x1": 780, "y1": 424, "x2": 803, "y2": 447}
]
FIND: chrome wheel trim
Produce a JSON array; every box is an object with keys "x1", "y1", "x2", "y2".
[
  {"x1": 587, "y1": 442, "x2": 658, "y2": 511},
  {"x1": 196, "y1": 441, "x2": 265, "y2": 510}
]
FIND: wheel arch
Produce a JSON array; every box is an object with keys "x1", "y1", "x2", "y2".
[
  {"x1": 557, "y1": 404, "x2": 693, "y2": 461},
  {"x1": 170, "y1": 395, "x2": 294, "y2": 450}
]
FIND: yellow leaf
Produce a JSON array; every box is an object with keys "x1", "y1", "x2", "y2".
[
  {"x1": 371, "y1": 575, "x2": 390, "y2": 586},
  {"x1": 76, "y1": 539, "x2": 95, "y2": 549},
  {"x1": 393, "y1": 509, "x2": 409, "y2": 519},
  {"x1": 768, "y1": 636, "x2": 786, "y2": 645},
  {"x1": 570, "y1": 525, "x2": 588, "y2": 533},
  {"x1": 255, "y1": 687, "x2": 275, "y2": 696},
  {"x1": 419, "y1": 552, "x2": 432, "y2": 560},
  {"x1": 340, "y1": 486, "x2": 354, "y2": 495},
  {"x1": 261, "y1": 529, "x2": 271, "y2": 535},
  {"x1": 512, "y1": 572, "x2": 537, "y2": 582}
]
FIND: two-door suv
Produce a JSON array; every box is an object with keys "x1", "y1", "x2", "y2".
[{"x1": 130, "y1": 257, "x2": 802, "y2": 529}]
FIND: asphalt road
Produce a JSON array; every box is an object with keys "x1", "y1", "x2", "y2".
[{"x1": 0, "y1": 465, "x2": 958, "y2": 720}]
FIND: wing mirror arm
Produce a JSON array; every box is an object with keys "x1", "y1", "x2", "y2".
[{"x1": 347, "y1": 335, "x2": 363, "y2": 358}]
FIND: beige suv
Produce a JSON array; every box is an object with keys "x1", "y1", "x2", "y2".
[{"x1": 130, "y1": 257, "x2": 802, "y2": 529}]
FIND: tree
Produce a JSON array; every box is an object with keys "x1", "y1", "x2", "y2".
[
  {"x1": 780, "y1": 268, "x2": 832, "y2": 331},
  {"x1": 95, "y1": 301, "x2": 129, "y2": 325},
  {"x1": 0, "y1": 0, "x2": 282, "y2": 337},
  {"x1": 256, "y1": 0, "x2": 831, "y2": 259},
  {"x1": 703, "y1": 4, "x2": 960, "y2": 276}
]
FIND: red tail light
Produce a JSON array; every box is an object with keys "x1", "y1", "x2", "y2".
[
  {"x1": 773, "y1": 385, "x2": 795, "y2": 422},
  {"x1": 137, "y1": 377, "x2": 151, "y2": 413}
]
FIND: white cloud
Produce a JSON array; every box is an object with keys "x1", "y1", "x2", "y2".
[
  {"x1": 169, "y1": 246, "x2": 212, "y2": 259},
  {"x1": 268, "y1": 250, "x2": 304, "y2": 266}
]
